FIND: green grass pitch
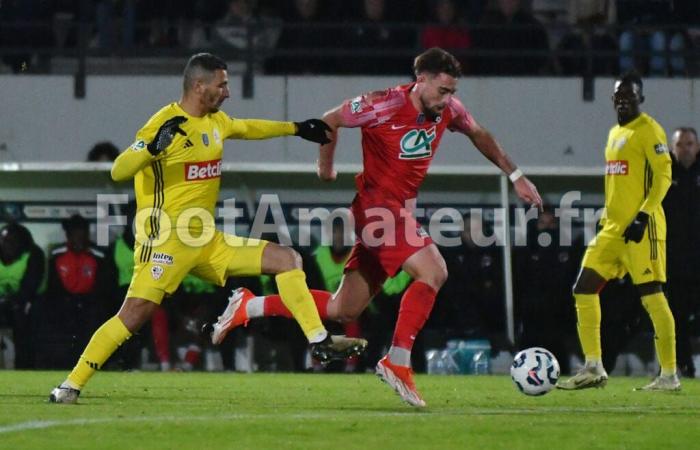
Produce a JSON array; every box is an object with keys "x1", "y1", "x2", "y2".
[{"x1": 0, "y1": 371, "x2": 698, "y2": 449}]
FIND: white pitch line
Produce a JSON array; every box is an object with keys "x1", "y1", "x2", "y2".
[{"x1": 0, "y1": 406, "x2": 692, "y2": 435}]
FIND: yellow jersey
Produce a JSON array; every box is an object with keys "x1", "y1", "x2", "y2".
[
  {"x1": 112, "y1": 102, "x2": 295, "y2": 242},
  {"x1": 601, "y1": 112, "x2": 671, "y2": 238}
]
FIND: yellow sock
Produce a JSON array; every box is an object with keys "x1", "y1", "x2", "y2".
[
  {"x1": 574, "y1": 293, "x2": 602, "y2": 361},
  {"x1": 275, "y1": 269, "x2": 327, "y2": 343},
  {"x1": 641, "y1": 292, "x2": 676, "y2": 374},
  {"x1": 67, "y1": 316, "x2": 132, "y2": 389}
]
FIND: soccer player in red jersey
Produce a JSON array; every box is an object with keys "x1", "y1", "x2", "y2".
[{"x1": 211, "y1": 48, "x2": 542, "y2": 406}]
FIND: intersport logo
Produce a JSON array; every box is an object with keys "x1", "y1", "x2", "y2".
[
  {"x1": 605, "y1": 160, "x2": 628, "y2": 175},
  {"x1": 185, "y1": 159, "x2": 222, "y2": 181}
]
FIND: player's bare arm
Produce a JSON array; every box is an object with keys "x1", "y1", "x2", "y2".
[
  {"x1": 317, "y1": 105, "x2": 346, "y2": 182},
  {"x1": 464, "y1": 119, "x2": 543, "y2": 209}
]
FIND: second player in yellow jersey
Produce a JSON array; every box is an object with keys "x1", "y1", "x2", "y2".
[{"x1": 558, "y1": 71, "x2": 679, "y2": 392}]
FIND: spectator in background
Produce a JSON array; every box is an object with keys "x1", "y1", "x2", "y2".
[
  {"x1": 617, "y1": 0, "x2": 691, "y2": 76},
  {"x1": 421, "y1": 0, "x2": 473, "y2": 72},
  {"x1": 476, "y1": 0, "x2": 550, "y2": 75},
  {"x1": 0, "y1": 0, "x2": 53, "y2": 72},
  {"x1": 663, "y1": 127, "x2": 700, "y2": 378},
  {"x1": 0, "y1": 223, "x2": 45, "y2": 368},
  {"x1": 342, "y1": 0, "x2": 414, "y2": 75},
  {"x1": 211, "y1": 0, "x2": 281, "y2": 65},
  {"x1": 94, "y1": 0, "x2": 137, "y2": 50},
  {"x1": 557, "y1": 0, "x2": 618, "y2": 76},
  {"x1": 265, "y1": 0, "x2": 337, "y2": 74},
  {"x1": 38, "y1": 214, "x2": 111, "y2": 368},
  {"x1": 87, "y1": 141, "x2": 120, "y2": 162}
]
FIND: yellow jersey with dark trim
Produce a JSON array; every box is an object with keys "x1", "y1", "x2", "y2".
[
  {"x1": 601, "y1": 112, "x2": 671, "y2": 238},
  {"x1": 129, "y1": 103, "x2": 230, "y2": 242}
]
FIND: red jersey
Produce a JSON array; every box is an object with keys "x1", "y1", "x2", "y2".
[{"x1": 339, "y1": 83, "x2": 474, "y2": 205}]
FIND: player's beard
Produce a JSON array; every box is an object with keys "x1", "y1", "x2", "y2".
[{"x1": 420, "y1": 96, "x2": 443, "y2": 121}]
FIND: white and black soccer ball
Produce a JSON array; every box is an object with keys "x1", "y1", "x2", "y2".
[{"x1": 510, "y1": 347, "x2": 560, "y2": 396}]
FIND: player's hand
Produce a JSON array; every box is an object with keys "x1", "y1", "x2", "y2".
[
  {"x1": 623, "y1": 211, "x2": 649, "y2": 243},
  {"x1": 513, "y1": 177, "x2": 543, "y2": 211},
  {"x1": 295, "y1": 119, "x2": 332, "y2": 145},
  {"x1": 147, "y1": 116, "x2": 188, "y2": 156}
]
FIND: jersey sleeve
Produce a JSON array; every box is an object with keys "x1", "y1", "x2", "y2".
[
  {"x1": 446, "y1": 96, "x2": 474, "y2": 135},
  {"x1": 221, "y1": 114, "x2": 295, "y2": 140},
  {"x1": 111, "y1": 120, "x2": 160, "y2": 182},
  {"x1": 639, "y1": 123, "x2": 672, "y2": 215},
  {"x1": 338, "y1": 89, "x2": 404, "y2": 128}
]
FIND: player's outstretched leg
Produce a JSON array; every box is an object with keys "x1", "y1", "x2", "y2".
[
  {"x1": 208, "y1": 287, "x2": 367, "y2": 362},
  {"x1": 210, "y1": 288, "x2": 329, "y2": 344}
]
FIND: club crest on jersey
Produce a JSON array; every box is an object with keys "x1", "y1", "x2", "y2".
[
  {"x1": 350, "y1": 97, "x2": 362, "y2": 114},
  {"x1": 605, "y1": 160, "x2": 628, "y2": 175},
  {"x1": 151, "y1": 265, "x2": 164, "y2": 280},
  {"x1": 213, "y1": 128, "x2": 221, "y2": 145},
  {"x1": 654, "y1": 143, "x2": 668, "y2": 154},
  {"x1": 129, "y1": 140, "x2": 146, "y2": 151},
  {"x1": 202, "y1": 133, "x2": 209, "y2": 146},
  {"x1": 399, "y1": 126, "x2": 436, "y2": 160},
  {"x1": 612, "y1": 137, "x2": 627, "y2": 150}
]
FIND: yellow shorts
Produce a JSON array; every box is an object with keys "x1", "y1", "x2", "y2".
[
  {"x1": 581, "y1": 231, "x2": 666, "y2": 285},
  {"x1": 126, "y1": 230, "x2": 268, "y2": 304}
]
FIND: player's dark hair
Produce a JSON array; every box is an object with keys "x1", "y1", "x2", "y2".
[
  {"x1": 413, "y1": 47, "x2": 461, "y2": 78},
  {"x1": 183, "y1": 53, "x2": 227, "y2": 91},
  {"x1": 674, "y1": 126, "x2": 698, "y2": 140},
  {"x1": 617, "y1": 70, "x2": 643, "y2": 93}
]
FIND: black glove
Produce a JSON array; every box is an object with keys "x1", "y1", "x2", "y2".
[
  {"x1": 623, "y1": 211, "x2": 649, "y2": 243},
  {"x1": 294, "y1": 119, "x2": 332, "y2": 145},
  {"x1": 147, "y1": 116, "x2": 187, "y2": 156}
]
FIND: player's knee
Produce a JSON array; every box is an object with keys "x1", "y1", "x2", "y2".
[
  {"x1": 278, "y1": 247, "x2": 303, "y2": 272},
  {"x1": 435, "y1": 265, "x2": 448, "y2": 287},
  {"x1": 118, "y1": 298, "x2": 157, "y2": 333},
  {"x1": 420, "y1": 266, "x2": 447, "y2": 290}
]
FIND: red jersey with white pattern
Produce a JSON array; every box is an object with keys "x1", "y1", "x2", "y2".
[{"x1": 340, "y1": 83, "x2": 474, "y2": 205}]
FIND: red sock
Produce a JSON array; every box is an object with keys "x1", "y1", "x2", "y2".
[
  {"x1": 151, "y1": 307, "x2": 170, "y2": 363},
  {"x1": 344, "y1": 320, "x2": 361, "y2": 338},
  {"x1": 263, "y1": 289, "x2": 331, "y2": 319},
  {"x1": 344, "y1": 320, "x2": 362, "y2": 367},
  {"x1": 391, "y1": 281, "x2": 437, "y2": 350}
]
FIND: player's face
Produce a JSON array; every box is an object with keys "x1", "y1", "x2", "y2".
[
  {"x1": 612, "y1": 81, "x2": 642, "y2": 124},
  {"x1": 418, "y1": 72, "x2": 457, "y2": 119},
  {"x1": 201, "y1": 69, "x2": 230, "y2": 113},
  {"x1": 672, "y1": 130, "x2": 700, "y2": 161}
]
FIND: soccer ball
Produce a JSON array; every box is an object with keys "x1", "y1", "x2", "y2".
[{"x1": 510, "y1": 347, "x2": 560, "y2": 396}]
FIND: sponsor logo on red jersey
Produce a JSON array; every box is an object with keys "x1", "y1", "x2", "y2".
[
  {"x1": 185, "y1": 159, "x2": 222, "y2": 181},
  {"x1": 605, "y1": 160, "x2": 628, "y2": 175}
]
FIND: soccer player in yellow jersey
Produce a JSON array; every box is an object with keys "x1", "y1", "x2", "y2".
[
  {"x1": 558, "y1": 72, "x2": 680, "y2": 391},
  {"x1": 49, "y1": 53, "x2": 367, "y2": 403}
]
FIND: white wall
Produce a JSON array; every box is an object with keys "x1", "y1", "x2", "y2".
[{"x1": 2, "y1": 75, "x2": 699, "y2": 167}]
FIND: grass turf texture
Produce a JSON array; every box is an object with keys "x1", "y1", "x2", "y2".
[{"x1": 0, "y1": 371, "x2": 698, "y2": 449}]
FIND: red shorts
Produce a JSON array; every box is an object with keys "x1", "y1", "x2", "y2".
[{"x1": 345, "y1": 194, "x2": 433, "y2": 291}]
